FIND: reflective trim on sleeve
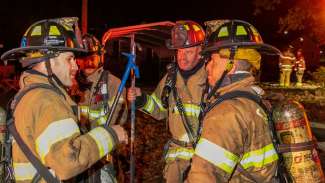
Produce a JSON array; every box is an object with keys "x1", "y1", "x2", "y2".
[
  {"x1": 89, "y1": 108, "x2": 105, "y2": 120},
  {"x1": 108, "y1": 96, "x2": 125, "y2": 107},
  {"x1": 174, "y1": 103, "x2": 200, "y2": 118},
  {"x1": 165, "y1": 147, "x2": 194, "y2": 162},
  {"x1": 151, "y1": 93, "x2": 166, "y2": 111},
  {"x1": 240, "y1": 143, "x2": 278, "y2": 169},
  {"x1": 79, "y1": 105, "x2": 89, "y2": 117},
  {"x1": 13, "y1": 162, "x2": 37, "y2": 181},
  {"x1": 195, "y1": 138, "x2": 239, "y2": 174},
  {"x1": 88, "y1": 127, "x2": 114, "y2": 158},
  {"x1": 36, "y1": 118, "x2": 80, "y2": 163},
  {"x1": 143, "y1": 95, "x2": 154, "y2": 113},
  {"x1": 96, "y1": 115, "x2": 108, "y2": 126}
]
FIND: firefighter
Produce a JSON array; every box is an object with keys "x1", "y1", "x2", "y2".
[
  {"x1": 185, "y1": 20, "x2": 280, "y2": 182},
  {"x1": 76, "y1": 34, "x2": 128, "y2": 183},
  {"x1": 294, "y1": 48, "x2": 306, "y2": 87},
  {"x1": 127, "y1": 20, "x2": 206, "y2": 183},
  {"x1": 279, "y1": 46, "x2": 295, "y2": 87},
  {"x1": 0, "y1": 17, "x2": 128, "y2": 182}
]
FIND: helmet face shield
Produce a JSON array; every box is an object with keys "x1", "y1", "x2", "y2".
[
  {"x1": 170, "y1": 24, "x2": 189, "y2": 48},
  {"x1": 166, "y1": 20, "x2": 205, "y2": 49}
]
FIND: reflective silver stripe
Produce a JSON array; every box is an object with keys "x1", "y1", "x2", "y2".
[
  {"x1": 79, "y1": 105, "x2": 89, "y2": 114},
  {"x1": 36, "y1": 118, "x2": 80, "y2": 163},
  {"x1": 174, "y1": 104, "x2": 200, "y2": 117},
  {"x1": 89, "y1": 108, "x2": 105, "y2": 120},
  {"x1": 96, "y1": 115, "x2": 108, "y2": 126},
  {"x1": 195, "y1": 138, "x2": 239, "y2": 174},
  {"x1": 108, "y1": 96, "x2": 125, "y2": 106},
  {"x1": 88, "y1": 127, "x2": 114, "y2": 158},
  {"x1": 151, "y1": 93, "x2": 166, "y2": 111},
  {"x1": 240, "y1": 144, "x2": 278, "y2": 169},
  {"x1": 13, "y1": 162, "x2": 37, "y2": 181},
  {"x1": 165, "y1": 147, "x2": 194, "y2": 162}
]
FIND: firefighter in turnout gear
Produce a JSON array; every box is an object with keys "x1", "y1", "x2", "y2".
[
  {"x1": 294, "y1": 48, "x2": 306, "y2": 87},
  {"x1": 0, "y1": 17, "x2": 128, "y2": 182},
  {"x1": 279, "y1": 46, "x2": 295, "y2": 87},
  {"x1": 76, "y1": 34, "x2": 128, "y2": 183},
  {"x1": 185, "y1": 20, "x2": 280, "y2": 182},
  {"x1": 127, "y1": 20, "x2": 206, "y2": 183}
]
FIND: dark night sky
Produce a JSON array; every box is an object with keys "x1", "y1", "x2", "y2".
[{"x1": 0, "y1": 0, "x2": 280, "y2": 53}]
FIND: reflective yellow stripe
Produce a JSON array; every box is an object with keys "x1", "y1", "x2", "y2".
[
  {"x1": 240, "y1": 144, "x2": 278, "y2": 169},
  {"x1": 36, "y1": 118, "x2": 80, "y2": 163},
  {"x1": 218, "y1": 26, "x2": 229, "y2": 37},
  {"x1": 165, "y1": 147, "x2": 194, "y2": 162},
  {"x1": 89, "y1": 108, "x2": 105, "y2": 120},
  {"x1": 79, "y1": 105, "x2": 89, "y2": 114},
  {"x1": 13, "y1": 162, "x2": 37, "y2": 181},
  {"x1": 195, "y1": 138, "x2": 239, "y2": 174},
  {"x1": 108, "y1": 96, "x2": 125, "y2": 106},
  {"x1": 236, "y1": 25, "x2": 247, "y2": 36},
  {"x1": 151, "y1": 93, "x2": 166, "y2": 111},
  {"x1": 174, "y1": 104, "x2": 200, "y2": 118},
  {"x1": 96, "y1": 115, "x2": 108, "y2": 126},
  {"x1": 143, "y1": 95, "x2": 154, "y2": 113},
  {"x1": 88, "y1": 127, "x2": 114, "y2": 158}
]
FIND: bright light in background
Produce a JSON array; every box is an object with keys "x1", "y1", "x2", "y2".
[
  {"x1": 299, "y1": 37, "x2": 304, "y2": 42},
  {"x1": 284, "y1": 30, "x2": 288, "y2": 35}
]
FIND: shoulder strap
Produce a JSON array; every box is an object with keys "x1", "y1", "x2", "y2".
[
  {"x1": 8, "y1": 83, "x2": 62, "y2": 183},
  {"x1": 11, "y1": 83, "x2": 64, "y2": 113},
  {"x1": 204, "y1": 90, "x2": 268, "y2": 115}
]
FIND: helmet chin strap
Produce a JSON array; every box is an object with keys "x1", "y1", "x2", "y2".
[
  {"x1": 207, "y1": 46, "x2": 236, "y2": 100},
  {"x1": 45, "y1": 60, "x2": 67, "y2": 92}
]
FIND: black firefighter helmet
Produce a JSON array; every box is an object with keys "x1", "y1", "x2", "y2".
[
  {"x1": 1, "y1": 17, "x2": 87, "y2": 68},
  {"x1": 202, "y1": 19, "x2": 281, "y2": 56}
]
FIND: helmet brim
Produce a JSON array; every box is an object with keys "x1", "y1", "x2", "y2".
[
  {"x1": 165, "y1": 39, "x2": 202, "y2": 50},
  {"x1": 201, "y1": 42, "x2": 281, "y2": 56},
  {"x1": 1, "y1": 46, "x2": 87, "y2": 61}
]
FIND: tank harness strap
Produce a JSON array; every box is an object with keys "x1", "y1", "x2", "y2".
[{"x1": 278, "y1": 141, "x2": 314, "y2": 153}]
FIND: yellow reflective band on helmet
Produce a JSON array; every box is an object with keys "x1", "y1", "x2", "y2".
[
  {"x1": 218, "y1": 26, "x2": 229, "y2": 37},
  {"x1": 143, "y1": 94, "x2": 154, "y2": 113},
  {"x1": 49, "y1": 25, "x2": 61, "y2": 36},
  {"x1": 240, "y1": 143, "x2": 278, "y2": 169},
  {"x1": 31, "y1": 25, "x2": 42, "y2": 36},
  {"x1": 184, "y1": 24, "x2": 190, "y2": 30},
  {"x1": 236, "y1": 25, "x2": 247, "y2": 36},
  {"x1": 195, "y1": 138, "x2": 239, "y2": 174},
  {"x1": 151, "y1": 93, "x2": 166, "y2": 111},
  {"x1": 192, "y1": 24, "x2": 201, "y2": 32},
  {"x1": 165, "y1": 147, "x2": 194, "y2": 162},
  {"x1": 174, "y1": 104, "x2": 200, "y2": 118},
  {"x1": 36, "y1": 118, "x2": 80, "y2": 163},
  {"x1": 88, "y1": 127, "x2": 114, "y2": 158},
  {"x1": 13, "y1": 162, "x2": 37, "y2": 181}
]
